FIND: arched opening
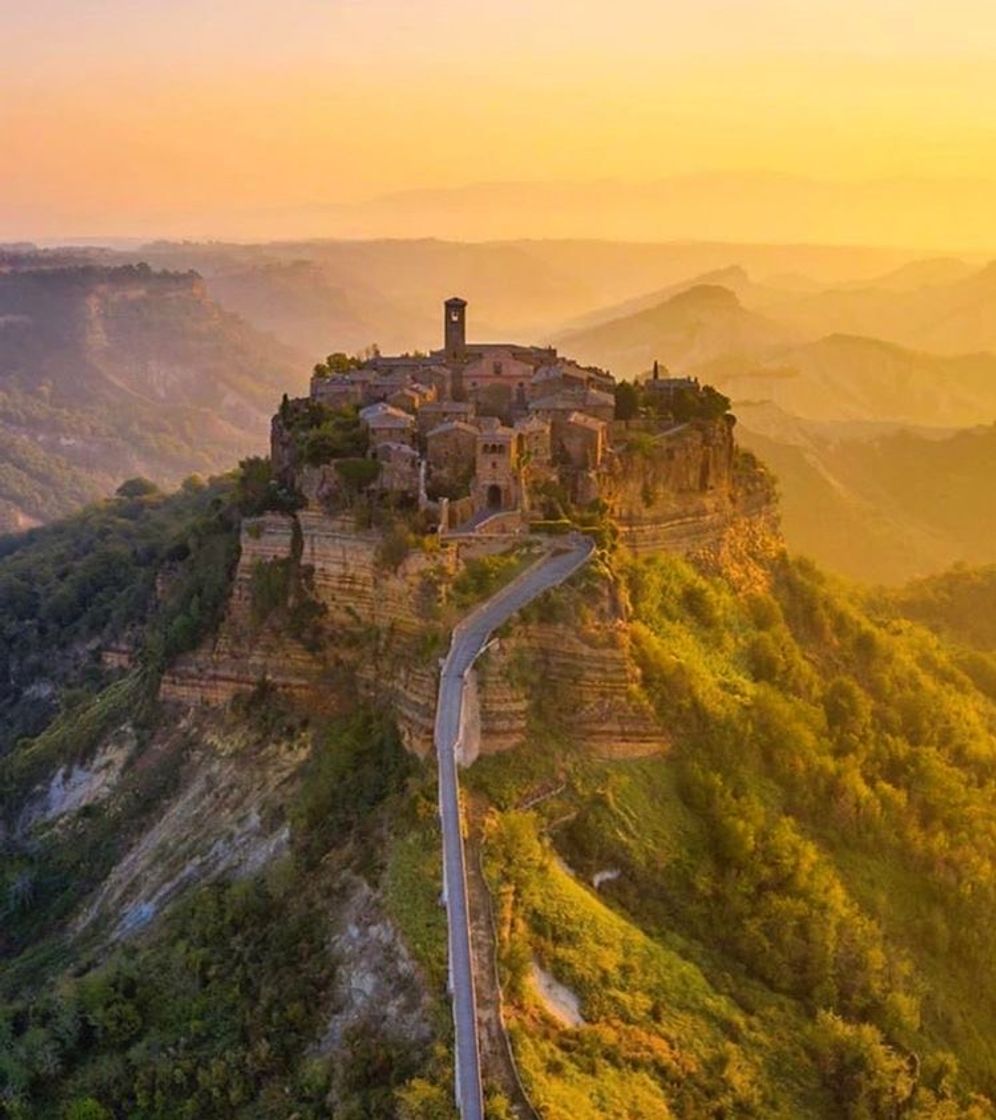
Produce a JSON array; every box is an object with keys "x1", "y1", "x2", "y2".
[{"x1": 486, "y1": 483, "x2": 503, "y2": 509}]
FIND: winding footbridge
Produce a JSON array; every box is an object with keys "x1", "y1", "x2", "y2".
[{"x1": 433, "y1": 534, "x2": 595, "y2": 1119}]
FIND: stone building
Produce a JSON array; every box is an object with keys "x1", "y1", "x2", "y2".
[
  {"x1": 312, "y1": 376, "x2": 364, "y2": 410},
  {"x1": 372, "y1": 441, "x2": 420, "y2": 495},
  {"x1": 558, "y1": 411, "x2": 607, "y2": 469},
  {"x1": 416, "y1": 399, "x2": 475, "y2": 436},
  {"x1": 474, "y1": 426, "x2": 519, "y2": 511},
  {"x1": 388, "y1": 382, "x2": 436, "y2": 414},
  {"x1": 360, "y1": 402, "x2": 415, "y2": 448},
  {"x1": 426, "y1": 420, "x2": 478, "y2": 481},
  {"x1": 529, "y1": 386, "x2": 615, "y2": 425},
  {"x1": 513, "y1": 414, "x2": 552, "y2": 463}
]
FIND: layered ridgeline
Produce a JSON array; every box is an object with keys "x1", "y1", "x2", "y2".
[
  {"x1": 556, "y1": 265, "x2": 996, "y2": 583},
  {"x1": 1, "y1": 413, "x2": 996, "y2": 1113},
  {"x1": 734, "y1": 404, "x2": 996, "y2": 584},
  {"x1": 0, "y1": 257, "x2": 306, "y2": 532}
]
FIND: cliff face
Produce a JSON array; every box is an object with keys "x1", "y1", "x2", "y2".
[
  {"x1": 162, "y1": 511, "x2": 676, "y2": 760},
  {"x1": 603, "y1": 417, "x2": 781, "y2": 588},
  {"x1": 165, "y1": 416, "x2": 780, "y2": 759},
  {"x1": 162, "y1": 511, "x2": 454, "y2": 753},
  {"x1": 0, "y1": 261, "x2": 307, "y2": 530}
]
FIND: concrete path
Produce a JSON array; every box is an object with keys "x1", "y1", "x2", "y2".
[{"x1": 434, "y1": 534, "x2": 594, "y2": 1119}]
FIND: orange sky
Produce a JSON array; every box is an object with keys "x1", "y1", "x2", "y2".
[{"x1": 3, "y1": 0, "x2": 996, "y2": 245}]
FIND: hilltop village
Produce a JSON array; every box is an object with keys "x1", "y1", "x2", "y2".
[{"x1": 271, "y1": 297, "x2": 732, "y2": 533}]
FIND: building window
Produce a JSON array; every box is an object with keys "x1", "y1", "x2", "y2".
[{"x1": 493, "y1": 361, "x2": 503, "y2": 375}]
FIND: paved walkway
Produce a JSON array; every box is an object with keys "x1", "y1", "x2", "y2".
[{"x1": 434, "y1": 534, "x2": 594, "y2": 1119}]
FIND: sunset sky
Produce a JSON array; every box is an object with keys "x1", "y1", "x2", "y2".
[{"x1": 4, "y1": 0, "x2": 996, "y2": 245}]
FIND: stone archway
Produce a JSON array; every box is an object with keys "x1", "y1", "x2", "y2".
[{"x1": 486, "y1": 483, "x2": 503, "y2": 509}]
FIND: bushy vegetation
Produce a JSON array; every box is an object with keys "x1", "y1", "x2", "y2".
[
  {"x1": 450, "y1": 549, "x2": 537, "y2": 610},
  {"x1": 613, "y1": 378, "x2": 731, "y2": 423},
  {"x1": 0, "y1": 475, "x2": 239, "y2": 754},
  {"x1": 887, "y1": 563, "x2": 996, "y2": 650},
  {"x1": 0, "y1": 698, "x2": 451, "y2": 1119},
  {"x1": 278, "y1": 398, "x2": 369, "y2": 468},
  {"x1": 474, "y1": 551, "x2": 996, "y2": 1116}
]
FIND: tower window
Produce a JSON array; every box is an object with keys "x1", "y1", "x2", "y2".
[{"x1": 493, "y1": 360, "x2": 503, "y2": 375}]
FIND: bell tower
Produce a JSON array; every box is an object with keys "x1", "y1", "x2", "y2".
[{"x1": 444, "y1": 297, "x2": 467, "y2": 360}]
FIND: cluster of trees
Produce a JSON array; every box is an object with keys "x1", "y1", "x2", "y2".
[
  {"x1": 0, "y1": 476, "x2": 239, "y2": 754},
  {"x1": 477, "y1": 549, "x2": 996, "y2": 1114},
  {"x1": 613, "y1": 378, "x2": 731, "y2": 423},
  {"x1": 277, "y1": 398, "x2": 370, "y2": 469},
  {"x1": 311, "y1": 348, "x2": 379, "y2": 379}
]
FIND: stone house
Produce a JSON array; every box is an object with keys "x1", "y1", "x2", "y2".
[
  {"x1": 513, "y1": 414, "x2": 552, "y2": 463},
  {"x1": 371, "y1": 441, "x2": 420, "y2": 495},
  {"x1": 529, "y1": 386, "x2": 615, "y2": 425},
  {"x1": 416, "y1": 399, "x2": 475, "y2": 436},
  {"x1": 360, "y1": 402, "x2": 415, "y2": 448},
  {"x1": 426, "y1": 420, "x2": 478, "y2": 477},
  {"x1": 474, "y1": 426, "x2": 519, "y2": 511},
  {"x1": 312, "y1": 376, "x2": 364, "y2": 410},
  {"x1": 463, "y1": 347, "x2": 535, "y2": 414},
  {"x1": 388, "y1": 382, "x2": 437, "y2": 414},
  {"x1": 558, "y1": 411, "x2": 607, "y2": 469}
]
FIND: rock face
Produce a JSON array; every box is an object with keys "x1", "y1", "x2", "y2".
[
  {"x1": 162, "y1": 510, "x2": 669, "y2": 759},
  {"x1": 0, "y1": 258, "x2": 307, "y2": 530},
  {"x1": 602, "y1": 417, "x2": 781, "y2": 589},
  {"x1": 163, "y1": 416, "x2": 780, "y2": 758},
  {"x1": 469, "y1": 619, "x2": 662, "y2": 759}
]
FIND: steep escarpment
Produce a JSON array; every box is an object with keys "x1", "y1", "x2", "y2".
[
  {"x1": 0, "y1": 259, "x2": 307, "y2": 530},
  {"x1": 161, "y1": 507, "x2": 668, "y2": 759},
  {"x1": 604, "y1": 416, "x2": 781, "y2": 586}
]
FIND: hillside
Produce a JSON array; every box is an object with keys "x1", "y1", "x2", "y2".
[
  {"x1": 766, "y1": 260, "x2": 996, "y2": 356},
  {"x1": 736, "y1": 407, "x2": 996, "y2": 582},
  {"x1": 1, "y1": 456, "x2": 995, "y2": 1116},
  {"x1": 0, "y1": 260, "x2": 307, "y2": 530},
  {"x1": 718, "y1": 334, "x2": 996, "y2": 426},
  {"x1": 555, "y1": 284, "x2": 797, "y2": 380}
]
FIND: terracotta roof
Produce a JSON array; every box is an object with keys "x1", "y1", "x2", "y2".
[
  {"x1": 420, "y1": 399, "x2": 473, "y2": 413},
  {"x1": 427, "y1": 420, "x2": 478, "y2": 438},
  {"x1": 564, "y1": 410, "x2": 607, "y2": 430},
  {"x1": 360, "y1": 402, "x2": 413, "y2": 427}
]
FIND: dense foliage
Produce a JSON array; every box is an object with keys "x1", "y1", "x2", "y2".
[
  {"x1": 0, "y1": 697, "x2": 445, "y2": 1119},
  {"x1": 470, "y1": 552, "x2": 996, "y2": 1117},
  {"x1": 0, "y1": 476, "x2": 239, "y2": 755}
]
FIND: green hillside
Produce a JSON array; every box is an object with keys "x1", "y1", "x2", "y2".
[
  {"x1": 1, "y1": 489, "x2": 995, "y2": 1116},
  {"x1": 467, "y1": 552, "x2": 996, "y2": 1117}
]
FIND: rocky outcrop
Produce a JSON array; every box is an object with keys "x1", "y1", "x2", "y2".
[
  {"x1": 602, "y1": 417, "x2": 781, "y2": 584},
  {"x1": 472, "y1": 620, "x2": 662, "y2": 759},
  {"x1": 163, "y1": 413, "x2": 780, "y2": 758}
]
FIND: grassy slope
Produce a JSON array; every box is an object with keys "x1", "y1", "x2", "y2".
[{"x1": 468, "y1": 551, "x2": 996, "y2": 1118}]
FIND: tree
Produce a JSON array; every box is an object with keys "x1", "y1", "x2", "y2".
[
  {"x1": 64, "y1": 1100, "x2": 113, "y2": 1120},
  {"x1": 614, "y1": 380, "x2": 641, "y2": 420},
  {"x1": 115, "y1": 477, "x2": 159, "y2": 499}
]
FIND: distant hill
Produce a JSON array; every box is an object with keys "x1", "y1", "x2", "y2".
[
  {"x1": 555, "y1": 283, "x2": 798, "y2": 379},
  {"x1": 131, "y1": 237, "x2": 937, "y2": 354},
  {"x1": 0, "y1": 261, "x2": 307, "y2": 531},
  {"x1": 204, "y1": 259, "x2": 379, "y2": 358},
  {"x1": 736, "y1": 403, "x2": 996, "y2": 583},
  {"x1": 717, "y1": 334, "x2": 996, "y2": 426},
  {"x1": 766, "y1": 260, "x2": 996, "y2": 355}
]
